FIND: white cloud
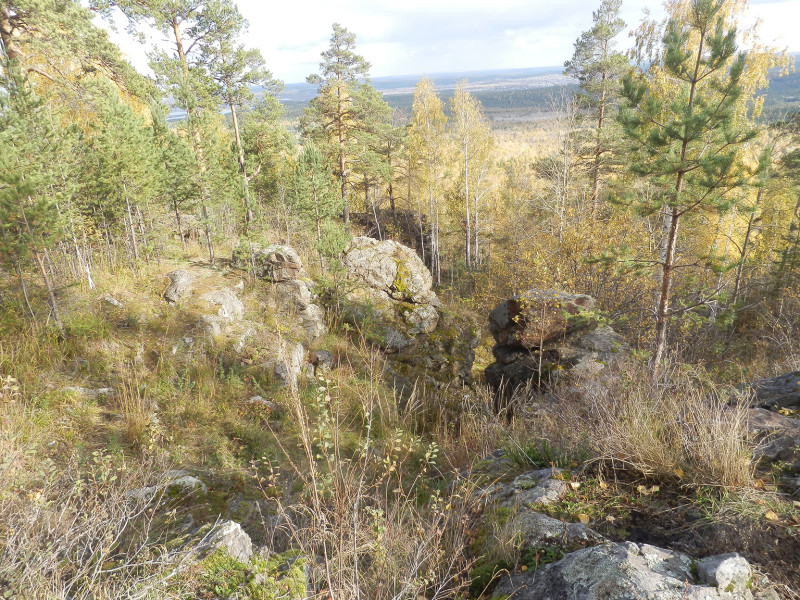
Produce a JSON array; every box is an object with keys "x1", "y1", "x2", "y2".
[{"x1": 103, "y1": 0, "x2": 798, "y2": 84}]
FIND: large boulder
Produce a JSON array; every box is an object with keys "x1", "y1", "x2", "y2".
[
  {"x1": 748, "y1": 407, "x2": 800, "y2": 471},
  {"x1": 741, "y1": 371, "x2": 800, "y2": 410},
  {"x1": 164, "y1": 269, "x2": 194, "y2": 303},
  {"x1": 198, "y1": 288, "x2": 246, "y2": 337},
  {"x1": 232, "y1": 243, "x2": 307, "y2": 282},
  {"x1": 196, "y1": 520, "x2": 253, "y2": 564},
  {"x1": 233, "y1": 243, "x2": 327, "y2": 343},
  {"x1": 489, "y1": 289, "x2": 596, "y2": 348},
  {"x1": 492, "y1": 542, "x2": 756, "y2": 600},
  {"x1": 342, "y1": 237, "x2": 437, "y2": 305},
  {"x1": 485, "y1": 289, "x2": 626, "y2": 392},
  {"x1": 272, "y1": 279, "x2": 326, "y2": 343},
  {"x1": 339, "y1": 237, "x2": 478, "y2": 390}
]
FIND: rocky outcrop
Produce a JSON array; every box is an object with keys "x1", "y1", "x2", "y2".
[
  {"x1": 492, "y1": 542, "x2": 756, "y2": 600},
  {"x1": 273, "y1": 279, "x2": 326, "y2": 343},
  {"x1": 748, "y1": 407, "x2": 800, "y2": 472},
  {"x1": 164, "y1": 269, "x2": 194, "y2": 303},
  {"x1": 232, "y1": 243, "x2": 307, "y2": 282},
  {"x1": 512, "y1": 510, "x2": 605, "y2": 552},
  {"x1": 342, "y1": 237, "x2": 437, "y2": 306},
  {"x1": 233, "y1": 242, "x2": 326, "y2": 344},
  {"x1": 265, "y1": 341, "x2": 305, "y2": 388},
  {"x1": 196, "y1": 520, "x2": 253, "y2": 564},
  {"x1": 127, "y1": 469, "x2": 208, "y2": 502},
  {"x1": 197, "y1": 287, "x2": 247, "y2": 340},
  {"x1": 339, "y1": 237, "x2": 478, "y2": 390},
  {"x1": 492, "y1": 468, "x2": 570, "y2": 508},
  {"x1": 742, "y1": 371, "x2": 800, "y2": 409},
  {"x1": 485, "y1": 289, "x2": 626, "y2": 392}
]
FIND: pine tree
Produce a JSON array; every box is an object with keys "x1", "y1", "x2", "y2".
[
  {"x1": 200, "y1": 0, "x2": 281, "y2": 230},
  {"x1": 118, "y1": 0, "x2": 220, "y2": 263},
  {"x1": 302, "y1": 23, "x2": 371, "y2": 224},
  {"x1": 292, "y1": 143, "x2": 346, "y2": 272},
  {"x1": 564, "y1": 0, "x2": 629, "y2": 213},
  {"x1": 0, "y1": 57, "x2": 63, "y2": 327},
  {"x1": 618, "y1": 0, "x2": 758, "y2": 372},
  {"x1": 150, "y1": 101, "x2": 201, "y2": 251},
  {"x1": 349, "y1": 82, "x2": 392, "y2": 235},
  {"x1": 85, "y1": 82, "x2": 161, "y2": 265}
]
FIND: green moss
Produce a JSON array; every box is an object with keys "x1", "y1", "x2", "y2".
[
  {"x1": 173, "y1": 547, "x2": 309, "y2": 600},
  {"x1": 469, "y1": 560, "x2": 511, "y2": 598},
  {"x1": 391, "y1": 260, "x2": 413, "y2": 299}
]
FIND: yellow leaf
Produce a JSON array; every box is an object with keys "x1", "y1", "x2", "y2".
[
  {"x1": 520, "y1": 565, "x2": 528, "y2": 572},
  {"x1": 672, "y1": 468, "x2": 684, "y2": 479},
  {"x1": 764, "y1": 510, "x2": 779, "y2": 521},
  {"x1": 577, "y1": 513, "x2": 590, "y2": 524},
  {"x1": 598, "y1": 481, "x2": 608, "y2": 489}
]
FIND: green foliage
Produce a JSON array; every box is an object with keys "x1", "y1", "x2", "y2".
[
  {"x1": 0, "y1": 58, "x2": 63, "y2": 267},
  {"x1": 468, "y1": 560, "x2": 511, "y2": 598}
]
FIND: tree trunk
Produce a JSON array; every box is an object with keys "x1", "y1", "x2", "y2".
[
  {"x1": 124, "y1": 185, "x2": 140, "y2": 263},
  {"x1": 13, "y1": 260, "x2": 36, "y2": 319},
  {"x1": 652, "y1": 206, "x2": 680, "y2": 374},
  {"x1": 174, "y1": 200, "x2": 187, "y2": 252},
  {"x1": 228, "y1": 95, "x2": 253, "y2": 229},
  {"x1": 464, "y1": 140, "x2": 471, "y2": 269}
]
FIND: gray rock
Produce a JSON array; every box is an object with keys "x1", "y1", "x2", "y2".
[
  {"x1": 485, "y1": 290, "x2": 627, "y2": 394},
  {"x1": 62, "y1": 386, "x2": 114, "y2": 398},
  {"x1": 340, "y1": 237, "x2": 478, "y2": 391},
  {"x1": 126, "y1": 470, "x2": 208, "y2": 502},
  {"x1": 403, "y1": 303, "x2": 440, "y2": 335},
  {"x1": 495, "y1": 469, "x2": 569, "y2": 508},
  {"x1": 383, "y1": 328, "x2": 416, "y2": 352},
  {"x1": 198, "y1": 520, "x2": 253, "y2": 564},
  {"x1": 742, "y1": 370, "x2": 800, "y2": 409},
  {"x1": 312, "y1": 350, "x2": 334, "y2": 373},
  {"x1": 272, "y1": 279, "x2": 327, "y2": 342},
  {"x1": 164, "y1": 269, "x2": 194, "y2": 303},
  {"x1": 232, "y1": 243, "x2": 306, "y2": 282},
  {"x1": 267, "y1": 342, "x2": 305, "y2": 388},
  {"x1": 492, "y1": 542, "x2": 754, "y2": 600},
  {"x1": 488, "y1": 289, "x2": 597, "y2": 348},
  {"x1": 200, "y1": 288, "x2": 245, "y2": 321},
  {"x1": 748, "y1": 408, "x2": 800, "y2": 470},
  {"x1": 696, "y1": 553, "x2": 751, "y2": 594},
  {"x1": 104, "y1": 295, "x2": 124, "y2": 308},
  {"x1": 247, "y1": 395, "x2": 278, "y2": 411},
  {"x1": 513, "y1": 510, "x2": 605, "y2": 551},
  {"x1": 342, "y1": 236, "x2": 436, "y2": 305}
]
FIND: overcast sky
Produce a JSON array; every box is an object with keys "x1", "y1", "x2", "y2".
[{"x1": 106, "y1": 0, "x2": 799, "y2": 84}]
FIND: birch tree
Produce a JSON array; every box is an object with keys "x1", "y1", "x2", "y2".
[{"x1": 408, "y1": 77, "x2": 448, "y2": 284}]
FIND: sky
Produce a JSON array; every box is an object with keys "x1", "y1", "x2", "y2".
[{"x1": 105, "y1": 0, "x2": 799, "y2": 84}]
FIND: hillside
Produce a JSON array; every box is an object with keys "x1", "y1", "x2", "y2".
[{"x1": 2, "y1": 1, "x2": 800, "y2": 600}]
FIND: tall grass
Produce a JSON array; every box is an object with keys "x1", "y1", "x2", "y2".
[
  {"x1": 257, "y1": 343, "x2": 478, "y2": 600},
  {"x1": 568, "y1": 366, "x2": 756, "y2": 487}
]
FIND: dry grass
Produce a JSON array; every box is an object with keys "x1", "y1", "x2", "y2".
[
  {"x1": 255, "y1": 345, "x2": 478, "y2": 600},
  {"x1": 0, "y1": 414, "x2": 186, "y2": 600},
  {"x1": 566, "y1": 365, "x2": 756, "y2": 487}
]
